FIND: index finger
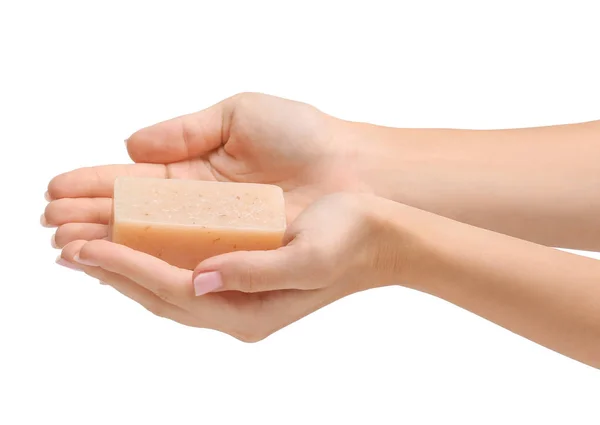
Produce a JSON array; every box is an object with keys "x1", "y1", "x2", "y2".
[
  {"x1": 71, "y1": 240, "x2": 237, "y2": 329},
  {"x1": 73, "y1": 239, "x2": 193, "y2": 304}
]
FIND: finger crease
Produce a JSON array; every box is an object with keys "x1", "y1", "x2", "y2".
[{"x1": 180, "y1": 118, "x2": 193, "y2": 160}]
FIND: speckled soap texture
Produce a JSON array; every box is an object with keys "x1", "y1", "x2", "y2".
[{"x1": 110, "y1": 177, "x2": 287, "y2": 270}]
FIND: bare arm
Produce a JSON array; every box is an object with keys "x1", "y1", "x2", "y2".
[
  {"x1": 374, "y1": 197, "x2": 600, "y2": 368},
  {"x1": 343, "y1": 120, "x2": 600, "y2": 250}
]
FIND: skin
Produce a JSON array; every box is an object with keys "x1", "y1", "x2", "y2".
[
  {"x1": 55, "y1": 192, "x2": 600, "y2": 368},
  {"x1": 43, "y1": 93, "x2": 600, "y2": 249},
  {"x1": 43, "y1": 92, "x2": 600, "y2": 367},
  {"x1": 345, "y1": 119, "x2": 600, "y2": 250},
  {"x1": 57, "y1": 194, "x2": 382, "y2": 342},
  {"x1": 44, "y1": 92, "x2": 367, "y2": 246}
]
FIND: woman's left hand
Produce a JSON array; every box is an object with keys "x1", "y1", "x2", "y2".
[{"x1": 58, "y1": 193, "x2": 402, "y2": 342}]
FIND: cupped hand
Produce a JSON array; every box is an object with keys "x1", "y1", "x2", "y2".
[
  {"x1": 43, "y1": 93, "x2": 368, "y2": 248},
  {"x1": 57, "y1": 193, "x2": 397, "y2": 341}
]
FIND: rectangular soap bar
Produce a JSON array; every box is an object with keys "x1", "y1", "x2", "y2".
[{"x1": 110, "y1": 177, "x2": 286, "y2": 270}]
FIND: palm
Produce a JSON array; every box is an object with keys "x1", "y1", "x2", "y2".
[
  {"x1": 209, "y1": 94, "x2": 361, "y2": 218},
  {"x1": 45, "y1": 93, "x2": 360, "y2": 247}
]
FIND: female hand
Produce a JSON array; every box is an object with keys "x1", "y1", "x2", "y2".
[
  {"x1": 56, "y1": 183, "x2": 600, "y2": 366},
  {"x1": 43, "y1": 93, "x2": 369, "y2": 248},
  {"x1": 57, "y1": 193, "x2": 398, "y2": 342}
]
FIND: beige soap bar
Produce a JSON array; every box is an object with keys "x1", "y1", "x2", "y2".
[{"x1": 110, "y1": 177, "x2": 286, "y2": 270}]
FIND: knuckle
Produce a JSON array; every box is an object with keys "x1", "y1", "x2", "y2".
[
  {"x1": 235, "y1": 265, "x2": 261, "y2": 293},
  {"x1": 232, "y1": 92, "x2": 261, "y2": 108}
]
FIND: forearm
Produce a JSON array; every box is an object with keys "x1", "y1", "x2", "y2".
[
  {"x1": 374, "y1": 199, "x2": 600, "y2": 368},
  {"x1": 344, "y1": 120, "x2": 600, "y2": 250}
]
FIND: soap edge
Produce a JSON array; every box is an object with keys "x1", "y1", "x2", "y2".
[
  {"x1": 114, "y1": 176, "x2": 285, "y2": 194},
  {"x1": 112, "y1": 218, "x2": 286, "y2": 233}
]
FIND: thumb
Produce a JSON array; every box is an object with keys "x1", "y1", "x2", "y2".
[
  {"x1": 126, "y1": 96, "x2": 234, "y2": 164},
  {"x1": 192, "y1": 246, "x2": 324, "y2": 295}
]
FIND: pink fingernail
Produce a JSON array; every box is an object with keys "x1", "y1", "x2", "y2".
[
  {"x1": 44, "y1": 191, "x2": 51, "y2": 201},
  {"x1": 124, "y1": 138, "x2": 129, "y2": 146},
  {"x1": 73, "y1": 254, "x2": 97, "y2": 267},
  {"x1": 56, "y1": 256, "x2": 82, "y2": 271},
  {"x1": 193, "y1": 271, "x2": 223, "y2": 296},
  {"x1": 51, "y1": 234, "x2": 58, "y2": 248}
]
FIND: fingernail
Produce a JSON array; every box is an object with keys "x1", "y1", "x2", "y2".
[
  {"x1": 51, "y1": 234, "x2": 58, "y2": 249},
  {"x1": 73, "y1": 254, "x2": 97, "y2": 267},
  {"x1": 44, "y1": 191, "x2": 51, "y2": 201},
  {"x1": 99, "y1": 280, "x2": 108, "y2": 285},
  {"x1": 124, "y1": 138, "x2": 129, "y2": 146},
  {"x1": 56, "y1": 256, "x2": 82, "y2": 271},
  {"x1": 193, "y1": 271, "x2": 223, "y2": 296},
  {"x1": 40, "y1": 214, "x2": 52, "y2": 228}
]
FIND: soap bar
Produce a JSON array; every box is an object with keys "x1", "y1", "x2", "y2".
[{"x1": 110, "y1": 177, "x2": 286, "y2": 270}]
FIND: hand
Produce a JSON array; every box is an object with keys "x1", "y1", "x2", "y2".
[
  {"x1": 57, "y1": 193, "x2": 397, "y2": 341},
  {"x1": 43, "y1": 93, "x2": 369, "y2": 248}
]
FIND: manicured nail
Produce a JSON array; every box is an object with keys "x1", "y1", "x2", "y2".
[
  {"x1": 51, "y1": 234, "x2": 58, "y2": 249},
  {"x1": 40, "y1": 214, "x2": 52, "y2": 228},
  {"x1": 193, "y1": 271, "x2": 223, "y2": 296},
  {"x1": 73, "y1": 254, "x2": 97, "y2": 267},
  {"x1": 56, "y1": 256, "x2": 82, "y2": 271},
  {"x1": 44, "y1": 191, "x2": 51, "y2": 201}
]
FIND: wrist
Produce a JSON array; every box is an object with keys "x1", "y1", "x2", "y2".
[
  {"x1": 357, "y1": 195, "x2": 423, "y2": 287},
  {"x1": 362, "y1": 196, "x2": 457, "y2": 291},
  {"x1": 334, "y1": 119, "x2": 411, "y2": 201}
]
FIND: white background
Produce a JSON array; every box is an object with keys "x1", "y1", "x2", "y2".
[{"x1": 2, "y1": 1, "x2": 599, "y2": 424}]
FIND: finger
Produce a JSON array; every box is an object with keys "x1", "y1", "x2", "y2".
[
  {"x1": 70, "y1": 240, "x2": 237, "y2": 330},
  {"x1": 44, "y1": 198, "x2": 112, "y2": 226},
  {"x1": 126, "y1": 96, "x2": 234, "y2": 164},
  {"x1": 53, "y1": 223, "x2": 108, "y2": 248},
  {"x1": 103, "y1": 274, "x2": 200, "y2": 326},
  {"x1": 104, "y1": 275, "x2": 201, "y2": 326},
  {"x1": 71, "y1": 239, "x2": 194, "y2": 306},
  {"x1": 47, "y1": 164, "x2": 167, "y2": 200},
  {"x1": 191, "y1": 245, "x2": 327, "y2": 295},
  {"x1": 59, "y1": 241, "x2": 199, "y2": 326},
  {"x1": 57, "y1": 240, "x2": 88, "y2": 268}
]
